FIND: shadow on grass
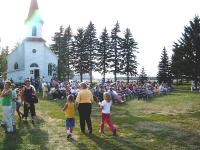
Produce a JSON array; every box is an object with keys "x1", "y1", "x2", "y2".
[
  {"x1": 0, "y1": 116, "x2": 49, "y2": 150},
  {"x1": 134, "y1": 121, "x2": 200, "y2": 149},
  {"x1": 86, "y1": 134, "x2": 146, "y2": 150},
  {"x1": 70, "y1": 138, "x2": 90, "y2": 150}
]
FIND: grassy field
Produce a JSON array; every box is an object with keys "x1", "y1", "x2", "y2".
[{"x1": 0, "y1": 85, "x2": 200, "y2": 150}]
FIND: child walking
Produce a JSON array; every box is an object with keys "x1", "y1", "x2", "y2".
[
  {"x1": 15, "y1": 88, "x2": 24, "y2": 120},
  {"x1": 99, "y1": 92, "x2": 117, "y2": 136},
  {"x1": 63, "y1": 95, "x2": 76, "y2": 139}
]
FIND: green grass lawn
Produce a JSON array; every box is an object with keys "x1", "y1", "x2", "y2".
[{"x1": 0, "y1": 85, "x2": 200, "y2": 150}]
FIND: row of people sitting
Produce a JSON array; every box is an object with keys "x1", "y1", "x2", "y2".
[{"x1": 43, "y1": 80, "x2": 172, "y2": 102}]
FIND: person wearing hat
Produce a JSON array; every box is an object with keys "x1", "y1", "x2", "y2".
[
  {"x1": 0, "y1": 80, "x2": 14, "y2": 133},
  {"x1": 22, "y1": 79, "x2": 36, "y2": 123}
]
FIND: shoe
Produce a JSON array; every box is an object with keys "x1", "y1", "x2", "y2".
[
  {"x1": 5, "y1": 130, "x2": 14, "y2": 134},
  {"x1": 1, "y1": 124, "x2": 6, "y2": 128},
  {"x1": 80, "y1": 130, "x2": 85, "y2": 134},
  {"x1": 99, "y1": 130, "x2": 104, "y2": 135},
  {"x1": 67, "y1": 133, "x2": 72, "y2": 139},
  {"x1": 89, "y1": 129, "x2": 92, "y2": 134},
  {"x1": 13, "y1": 125, "x2": 16, "y2": 130},
  {"x1": 1, "y1": 124, "x2": 7, "y2": 131},
  {"x1": 112, "y1": 128, "x2": 117, "y2": 136},
  {"x1": 23, "y1": 118, "x2": 28, "y2": 122}
]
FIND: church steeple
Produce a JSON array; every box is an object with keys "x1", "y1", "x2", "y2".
[
  {"x1": 25, "y1": 0, "x2": 43, "y2": 38},
  {"x1": 25, "y1": 0, "x2": 39, "y2": 22}
]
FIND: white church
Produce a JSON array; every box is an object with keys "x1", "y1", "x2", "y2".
[{"x1": 7, "y1": 0, "x2": 58, "y2": 83}]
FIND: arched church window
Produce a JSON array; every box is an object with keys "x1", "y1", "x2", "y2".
[
  {"x1": 32, "y1": 26, "x2": 37, "y2": 36},
  {"x1": 48, "y1": 63, "x2": 53, "y2": 76},
  {"x1": 14, "y1": 63, "x2": 19, "y2": 70},
  {"x1": 30, "y1": 63, "x2": 39, "y2": 68}
]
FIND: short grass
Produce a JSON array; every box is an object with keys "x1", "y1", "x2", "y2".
[{"x1": 0, "y1": 85, "x2": 200, "y2": 150}]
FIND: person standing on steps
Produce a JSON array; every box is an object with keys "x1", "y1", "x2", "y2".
[
  {"x1": 76, "y1": 82, "x2": 93, "y2": 134},
  {"x1": 22, "y1": 79, "x2": 36, "y2": 123}
]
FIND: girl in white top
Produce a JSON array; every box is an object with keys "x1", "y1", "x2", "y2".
[{"x1": 98, "y1": 92, "x2": 117, "y2": 136}]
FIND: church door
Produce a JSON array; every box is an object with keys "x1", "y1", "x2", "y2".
[{"x1": 34, "y1": 69, "x2": 40, "y2": 79}]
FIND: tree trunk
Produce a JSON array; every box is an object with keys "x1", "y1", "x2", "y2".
[
  {"x1": 80, "y1": 73, "x2": 83, "y2": 82},
  {"x1": 90, "y1": 71, "x2": 92, "y2": 83},
  {"x1": 127, "y1": 72, "x2": 129, "y2": 83},
  {"x1": 114, "y1": 72, "x2": 117, "y2": 82}
]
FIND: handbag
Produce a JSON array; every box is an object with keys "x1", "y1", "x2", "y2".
[{"x1": 31, "y1": 95, "x2": 39, "y2": 103}]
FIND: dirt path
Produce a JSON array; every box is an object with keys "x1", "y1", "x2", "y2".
[{"x1": 36, "y1": 111, "x2": 79, "y2": 150}]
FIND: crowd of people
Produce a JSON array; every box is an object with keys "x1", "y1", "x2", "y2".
[
  {"x1": 0, "y1": 77, "x2": 172, "y2": 137},
  {"x1": 0, "y1": 79, "x2": 37, "y2": 134},
  {"x1": 38, "y1": 79, "x2": 172, "y2": 102}
]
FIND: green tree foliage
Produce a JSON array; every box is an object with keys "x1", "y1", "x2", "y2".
[
  {"x1": 51, "y1": 26, "x2": 65, "y2": 80},
  {"x1": 84, "y1": 22, "x2": 98, "y2": 83},
  {"x1": 171, "y1": 43, "x2": 186, "y2": 83},
  {"x1": 63, "y1": 26, "x2": 74, "y2": 81},
  {"x1": 157, "y1": 47, "x2": 172, "y2": 84},
  {"x1": 0, "y1": 46, "x2": 9, "y2": 79},
  {"x1": 109, "y1": 21, "x2": 122, "y2": 82},
  {"x1": 72, "y1": 28, "x2": 89, "y2": 82},
  {"x1": 172, "y1": 16, "x2": 200, "y2": 86},
  {"x1": 51, "y1": 26, "x2": 74, "y2": 81},
  {"x1": 50, "y1": 21, "x2": 139, "y2": 82},
  {"x1": 120, "y1": 28, "x2": 138, "y2": 83},
  {"x1": 138, "y1": 67, "x2": 148, "y2": 84},
  {"x1": 97, "y1": 27, "x2": 111, "y2": 80}
]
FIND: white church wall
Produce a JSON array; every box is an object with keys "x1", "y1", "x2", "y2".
[
  {"x1": 44, "y1": 46, "x2": 58, "y2": 81},
  {"x1": 7, "y1": 70, "x2": 26, "y2": 83},
  {"x1": 7, "y1": 44, "x2": 25, "y2": 72},
  {"x1": 24, "y1": 41, "x2": 46, "y2": 78}
]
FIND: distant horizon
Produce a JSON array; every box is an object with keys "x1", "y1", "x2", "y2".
[{"x1": 0, "y1": 0, "x2": 200, "y2": 77}]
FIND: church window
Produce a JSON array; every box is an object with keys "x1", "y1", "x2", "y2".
[
  {"x1": 32, "y1": 49, "x2": 37, "y2": 53},
  {"x1": 48, "y1": 63, "x2": 53, "y2": 76},
  {"x1": 14, "y1": 63, "x2": 19, "y2": 70},
  {"x1": 32, "y1": 26, "x2": 37, "y2": 36},
  {"x1": 30, "y1": 63, "x2": 39, "y2": 68},
  {"x1": 30, "y1": 70, "x2": 34, "y2": 74}
]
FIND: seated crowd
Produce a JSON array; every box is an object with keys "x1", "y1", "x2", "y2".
[
  {"x1": 32, "y1": 79, "x2": 172, "y2": 102},
  {"x1": 0, "y1": 78, "x2": 172, "y2": 103}
]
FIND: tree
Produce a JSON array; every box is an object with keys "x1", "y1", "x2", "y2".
[
  {"x1": 120, "y1": 28, "x2": 138, "y2": 83},
  {"x1": 51, "y1": 26, "x2": 65, "y2": 80},
  {"x1": 72, "y1": 28, "x2": 88, "y2": 82},
  {"x1": 63, "y1": 25, "x2": 74, "y2": 81},
  {"x1": 171, "y1": 43, "x2": 186, "y2": 84},
  {"x1": 157, "y1": 47, "x2": 172, "y2": 84},
  {"x1": 109, "y1": 21, "x2": 122, "y2": 82},
  {"x1": 84, "y1": 21, "x2": 98, "y2": 83},
  {"x1": 178, "y1": 15, "x2": 200, "y2": 86},
  {"x1": 138, "y1": 67, "x2": 148, "y2": 84},
  {"x1": 97, "y1": 27, "x2": 111, "y2": 80},
  {"x1": 0, "y1": 46, "x2": 9, "y2": 79}
]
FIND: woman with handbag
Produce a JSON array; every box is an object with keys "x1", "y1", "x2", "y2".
[{"x1": 22, "y1": 79, "x2": 37, "y2": 123}]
